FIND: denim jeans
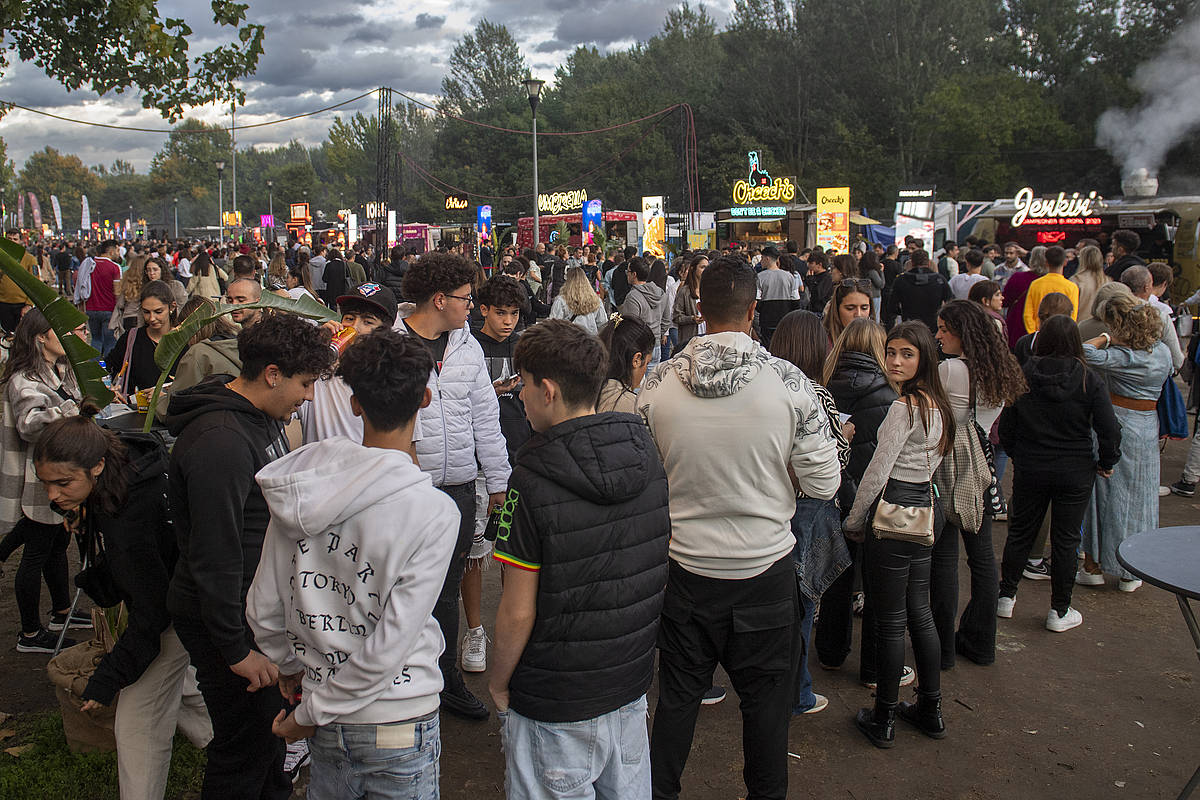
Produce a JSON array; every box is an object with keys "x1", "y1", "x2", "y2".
[
  {"x1": 792, "y1": 593, "x2": 818, "y2": 712},
  {"x1": 661, "y1": 328, "x2": 678, "y2": 362},
  {"x1": 308, "y1": 711, "x2": 440, "y2": 800},
  {"x1": 501, "y1": 696, "x2": 650, "y2": 800},
  {"x1": 87, "y1": 309, "x2": 115, "y2": 355}
]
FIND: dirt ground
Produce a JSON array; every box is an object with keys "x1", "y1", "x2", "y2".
[{"x1": 1, "y1": 440, "x2": 1196, "y2": 799}]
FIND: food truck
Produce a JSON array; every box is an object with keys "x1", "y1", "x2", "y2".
[{"x1": 516, "y1": 210, "x2": 639, "y2": 251}]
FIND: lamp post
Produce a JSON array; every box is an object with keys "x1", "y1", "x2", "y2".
[
  {"x1": 267, "y1": 180, "x2": 274, "y2": 229},
  {"x1": 522, "y1": 77, "x2": 545, "y2": 249},
  {"x1": 215, "y1": 161, "x2": 226, "y2": 243},
  {"x1": 173, "y1": 198, "x2": 178, "y2": 239}
]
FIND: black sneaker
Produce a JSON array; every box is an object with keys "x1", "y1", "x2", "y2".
[
  {"x1": 1022, "y1": 560, "x2": 1052, "y2": 581},
  {"x1": 17, "y1": 628, "x2": 74, "y2": 653},
  {"x1": 701, "y1": 685, "x2": 726, "y2": 705},
  {"x1": 440, "y1": 675, "x2": 489, "y2": 721},
  {"x1": 48, "y1": 610, "x2": 93, "y2": 631},
  {"x1": 1170, "y1": 480, "x2": 1196, "y2": 498}
]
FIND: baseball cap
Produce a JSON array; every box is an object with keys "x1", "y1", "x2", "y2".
[{"x1": 336, "y1": 282, "x2": 398, "y2": 325}]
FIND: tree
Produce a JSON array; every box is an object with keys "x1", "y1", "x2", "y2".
[
  {"x1": 1, "y1": 1, "x2": 264, "y2": 119},
  {"x1": 439, "y1": 20, "x2": 528, "y2": 115},
  {"x1": 148, "y1": 120, "x2": 232, "y2": 229},
  {"x1": 15, "y1": 147, "x2": 101, "y2": 227}
]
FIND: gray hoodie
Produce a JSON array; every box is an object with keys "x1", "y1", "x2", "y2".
[{"x1": 621, "y1": 282, "x2": 671, "y2": 339}]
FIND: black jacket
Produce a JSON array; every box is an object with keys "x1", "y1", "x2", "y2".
[
  {"x1": 497, "y1": 413, "x2": 670, "y2": 723},
  {"x1": 885, "y1": 267, "x2": 952, "y2": 332},
  {"x1": 826, "y1": 351, "x2": 899, "y2": 484},
  {"x1": 381, "y1": 258, "x2": 407, "y2": 299},
  {"x1": 805, "y1": 270, "x2": 833, "y2": 316},
  {"x1": 321, "y1": 258, "x2": 348, "y2": 306},
  {"x1": 998, "y1": 356, "x2": 1121, "y2": 474},
  {"x1": 165, "y1": 376, "x2": 290, "y2": 665},
  {"x1": 1106, "y1": 252, "x2": 1145, "y2": 281},
  {"x1": 472, "y1": 328, "x2": 532, "y2": 462},
  {"x1": 83, "y1": 432, "x2": 174, "y2": 705}
]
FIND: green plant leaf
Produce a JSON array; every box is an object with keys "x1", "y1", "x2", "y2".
[
  {"x1": 0, "y1": 240, "x2": 114, "y2": 407},
  {"x1": 144, "y1": 290, "x2": 338, "y2": 429}
]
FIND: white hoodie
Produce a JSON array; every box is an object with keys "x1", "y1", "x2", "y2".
[{"x1": 247, "y1": 436, "x2": 459, "y2": 727}]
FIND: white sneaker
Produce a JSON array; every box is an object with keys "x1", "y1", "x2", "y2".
[
  {"x1": 801, "y1": 693, "x2": 829, "y2": 714},
  {"x1": 1075, "y1": 569, "x2": 1105, "y2": 587},
  {"x1": 997, "y1": 596, "x2": 1016, "y2": 618},
  {"x1": 1118, "y1": 578, "x2": 1143, "y2": 593},
  {"x1": 1045, "y1": 607, "x2": 1083, "y2": 632},
  {"x1": 284, "y1": 738, "x2": 310, "y2": 783},
  {"x1": 864, "y1": 665, "x2": 916, "y2": 690},
  {"x1": 1158, "y1": 485, "x2": 1171, "y2": 497},
  {"x1": 461, "y1": 626, "x2": 488, "y2": 673}
]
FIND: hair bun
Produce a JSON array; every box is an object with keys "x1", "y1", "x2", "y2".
[{"x1": 78, "y1": 399, "x2": 104, "y2": 419}]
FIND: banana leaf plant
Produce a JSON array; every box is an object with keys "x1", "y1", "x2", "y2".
[
  {"x1": 551, "y1": 220, "x2": 570, "y2": 248},
  {"x1": 0, "y1": 239, "x2": 114, "y2": 407},
  {"x1": 142, "y1": 290, "x2": 337, "y2": 430},
  {"x1": 590, "y1": 224, "x2": 609, "y2": 260}
]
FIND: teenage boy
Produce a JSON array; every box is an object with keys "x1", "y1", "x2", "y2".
[
  {"x1": 167, "y1": 314, "x2": 335, "y2": 800},
  {"x1": 490, "y1": 319, "x2": 670, "y2": 798},
  {"x1": 638, "y1": 256, "x2": 840, "y2": 800},
  {"x1": 1023, "y1": 245, "x2": 1078, "y2": 332},
  {"x1": 248, "y1": 330, "x2": 458, "y2": 799},
  {"x1": 300, "y1": 282, "x2": 399, "y2": 444},
  {"x1": 461, "y1": 275, "x2": 533, "y2": 674},
  {"x1": 396, "y1": 252, "x2": 511, "y2": 720}
]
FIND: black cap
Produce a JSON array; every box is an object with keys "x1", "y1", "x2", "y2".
[
  {"x1": 760, "y1": 245, "x2": 781, "y2": 259},
  {"x1": 336, "y1": 282, "x2": 398, "y2": 325}
]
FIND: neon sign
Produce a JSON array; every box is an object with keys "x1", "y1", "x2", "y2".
[
  {"x1": 538, "y1": 189, "x2": 587, "y2": 214},
  {"x1": 1036, "y1": 231, "x2": 1068, "y2": 244},
  {"x1": 1011, "y1": 188, "x2": 1101, "y2": 227},
  {"x1": 445, "y1": 194, "x2": 469, "y2": 211},
  {"x1": 730, "y1": 206, "x2": 786, "y2": 217},
  {"x1": 733, "y1": 151, "x2": 796, "y2": 205}
]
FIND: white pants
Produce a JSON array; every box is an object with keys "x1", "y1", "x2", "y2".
[{"x1": 114, "y1": 625, "x2": 212, "y2": 800}]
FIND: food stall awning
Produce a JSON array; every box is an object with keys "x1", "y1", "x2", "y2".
[{"x1": 850, "y1": 212, "x2": 882, "y2": 225}]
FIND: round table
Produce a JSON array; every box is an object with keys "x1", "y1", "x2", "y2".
[{"x1": 1118, "y1": 526, "x2": 1200, "y2": 799}]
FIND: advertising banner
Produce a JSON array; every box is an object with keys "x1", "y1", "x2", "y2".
[
  {"x1": 81, "y1": 195, "x2": 91, "y2": 231},
  {"x1": 50, "y1": 196, "x2": 63, "y2": 230},
  {"x1": 387, "y1": 209, "x2": 397, "y2": 247},
  {"x1": 641, "y1": 196, "x2": 665, "y2": 258},
  {"x1": 687, "y1": 229, "x2": 715, "y2": 251},
  {"x1": 260, "y1": 214, "x2": 275, "y2": 229},
  {"x1": 582, "y1": 199, "x2": 602, "y2": 245},
  {"x1": 816, "y1": 187, "x2": 850, "y2": 253},
  {"x1": 477, "y1": 204, "x2": 492, "y2": 244},
  {"x1": 16, "y1": 193, "x2": 23, "y2": 229},
  {"x1": 28, "y1": 193, "x2": 42, "y2": 230},
  {"x1": 445, "y1": 193, "x2": 469, "y2": 212}
]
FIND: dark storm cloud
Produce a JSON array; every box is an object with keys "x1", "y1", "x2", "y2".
[
  {"x1": 535, "y1": 39, "x2": 570, "y2": 53},
  {"x1": 352, "y1": 25, "x2": 393, "y2": 43},
  {"x1": 415, "y1": 13, "x2": 446, "y2": 29},
  {"x1": 551, "y1": 0, "x2": 677, "y2": 45}
]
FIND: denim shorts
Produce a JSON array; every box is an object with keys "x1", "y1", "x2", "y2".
[
  {"x1": 500, "y1": 695, "x2": 650, "y2": 800},
  {"x1": 307, "y1": 711, "x2": 440, "y2": 800}
]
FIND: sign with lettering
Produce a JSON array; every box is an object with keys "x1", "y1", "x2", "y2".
[
  {"x1": 1010, "y1": 188, "x2": 1101, "y2": 227},
  {"x1": 477, "y1": 205, "x2": 492, "y2": 242},
  {"x1": 582, "y1": 199, "x2": 602, "y2": 244},
  {"x1": 260, "y1": 214, "x2": 275, "y2": 229},
  {"x1": 732, "y1": 151, "x2": 796, "y2": 206},
  {"x1": 222, "y1": 210, "x2": 242, "y2": 227},
  {"x1": 290, "y1": 203, "x2": 310, "y2": 223},
  {"x1": 816, "y1": 187, "x2": 850, "y2": 252},
  {"x1": 730, "y1": 206, "x2": 786, "y2": 217},
  {"x1": 445, "y1": 193, "x2": 469, "y2": 211},
  {"x1": 365, "y1": 201, "x2": 387, "y2": 219},
  {"x1": 897, "y1": 186, "x2": 936, "y2": 199},
  {"x1": 642, "y1": 196, "x2": 665, "y2": 258},
  {"x1": 538, "y1": 189, "x2": 587, "y2": 214}
]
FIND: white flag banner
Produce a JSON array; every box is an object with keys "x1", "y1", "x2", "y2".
[
  {"x1": 81, "y1": 195, "x2": 91, "y2": 231},
  {"x1": 50, "y1": 195, "x2": 63, "y2": 230}
]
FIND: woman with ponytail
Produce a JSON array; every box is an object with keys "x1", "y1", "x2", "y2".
[
  {"x1": 33, "y1": 410, "x2": 212, "y2": 799},
  {"x1": 596, "y1": 314, "x2": 655, "y2": 414}
]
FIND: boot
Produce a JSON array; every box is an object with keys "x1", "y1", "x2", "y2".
[
  {"x1": 898, "y1": 691, "x2": 946, "y2": 739},
  {"x1": 854, "y1": 701, "x2": 896, "y2": 749}
]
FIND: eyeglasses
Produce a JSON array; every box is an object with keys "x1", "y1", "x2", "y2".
[{"x1": 445, "y1": 293, "x2": 474, "y2": 304}]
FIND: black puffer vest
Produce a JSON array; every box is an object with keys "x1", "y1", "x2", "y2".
[
  {"x1": 826, "y1": 351, "x2": 899, "y2": 484},
  {"x1": 507, "y1": 412, "x2": 670, "y2": 723}
]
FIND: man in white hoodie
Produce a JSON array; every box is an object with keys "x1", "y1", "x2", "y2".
[
  {"x1": 638, "y1": 255, "x2": 841, "y2": 800},
  {"x1": 248, "y1": 330, "x2": 458, "y2": 798}
]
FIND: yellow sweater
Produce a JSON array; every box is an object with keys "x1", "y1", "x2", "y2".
[
  {"x1": 1024, "y1": 272, "x2": 1079, "y2": 332},
  {"x1": 0, "y1": 252, "x2": 38, "y2": 305}
]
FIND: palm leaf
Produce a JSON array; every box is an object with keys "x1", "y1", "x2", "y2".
[
  {"x1": 0, "y1": 239, "x2": 114, "y2": 407},
  {"x1": 591, "y1": 223, "x2": 609, "y2": 258},
  {"x1": 143, "y1": 290, "x2": 338, "y2": 430},
  {"x1": 551, "y1": 220, "x2": 570, "y2": 247}
]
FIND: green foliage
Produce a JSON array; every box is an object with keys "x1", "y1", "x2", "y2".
[
  {"x1": 0, "y1": 1, "x2": 263, "y2": 120},
  {"x1": 14, "y1": 148, "x2": 101, "y2": 223},
  {"x1": 439, "y1": 19, "x2": 528, "y2": 115},
  {"x1": 0, "y1": 711, "x2": 205, "y2": 799}
]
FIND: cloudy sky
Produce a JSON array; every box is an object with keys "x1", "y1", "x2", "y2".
[{"x1": 0, "y1": 0, "x2": 731, "y2": 173}]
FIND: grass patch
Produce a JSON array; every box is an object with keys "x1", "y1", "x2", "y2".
[{"x1": 0, "y1": 711, "x2": 205, "y2": 799}]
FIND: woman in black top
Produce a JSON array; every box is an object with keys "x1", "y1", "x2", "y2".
[{"x1": 107, "y1": 281, "x2": 184, "y2": 399}]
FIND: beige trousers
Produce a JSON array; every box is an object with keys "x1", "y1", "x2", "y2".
[{"x1": 113, "y1": 625, "x2": 212, "y2": 800}]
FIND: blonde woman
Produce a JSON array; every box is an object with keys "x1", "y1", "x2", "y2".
[
  {"x1": 549, "y1": 266, "x2": 607, "y2": 334},
  {"x1": 267, "y1": 252, "x2": 287, "y2": 289},
  {"x1": 1070, "y1": 245, "x2": 1109, "y2": 328},
  {"x1": 110, "y1": 254, "x2": 147, "y2": 337}
]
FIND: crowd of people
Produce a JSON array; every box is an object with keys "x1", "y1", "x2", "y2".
[{"x1": 0, "y1": 224, "x2": 1189, "y2": 800}]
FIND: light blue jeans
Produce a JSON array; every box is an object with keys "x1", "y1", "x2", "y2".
[
  {"x1": 501, "y1": 695, "x2": 650, "y2": 800},
  {"x1": 307, "y1": 711, "x2": 440, "y2": 800}
]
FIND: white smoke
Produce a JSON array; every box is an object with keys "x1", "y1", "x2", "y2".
[{"x1": 1096, "y1": 15, "x2": 1200, "y2": 178}]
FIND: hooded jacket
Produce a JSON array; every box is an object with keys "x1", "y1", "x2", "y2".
[
  {"x1": 884, "y1": 266, "x2": 952, "y2": 332},
  {"x1": 165, "y1": 376, "x2": 290, "y2": 666},
  {"x1": 381, "y1": 258, "x2": 407, "y2": 299},
  {"x1": 155, "y1": 334, "x2": 240, "y2": 421},
  {"x1": 492, "y1": 413, "x2": 670, "y2": 723},
  {"x1": 826, "y1": 351, "x2": 899, "y2": 484},
  {"x1": 620, "y1": 281, "x2": 671, "y2": 339},
  {"x1": 393, "y1": 313, "x2": 511, "y2": 492},
  {"x1": 247, "y1": 437, "x2": 458, "y2": 727},
  {"x1": 637, "y1": 331, "x2": 841, "y2": 580},
  {"x1": 998, "y1": 356, "x2": 1121, "y2": 474}
]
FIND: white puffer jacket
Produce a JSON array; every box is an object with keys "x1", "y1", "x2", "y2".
[{"x1": 395, "y1": 315, "x2": 511, "y2": 493}]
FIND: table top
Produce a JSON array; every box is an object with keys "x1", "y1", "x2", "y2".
[{"x1": 1117, "y1": 527, "x2": 1200, "y2": 600}]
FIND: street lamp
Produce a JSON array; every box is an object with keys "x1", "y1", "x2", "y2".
[
  {"x1": 173, "y1": 198, "x2": 178, "y2": 240},
  {"x1": 522, "y1": 77, "x2": 545, "y2": 249},
  {"x1": 215, "y1": 161, "x2": 226, "y2": 244},
  {"x1": 267, "y1": 180, "x2": 274, "y2": 228}
]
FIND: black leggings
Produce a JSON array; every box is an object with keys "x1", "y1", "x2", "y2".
[{"x1": 10, "y1": 518, "x2": 70, "y2": 634}]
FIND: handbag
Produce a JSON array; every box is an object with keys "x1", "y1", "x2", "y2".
[
  {"x1": 934, "y1": 379, "x2": 993, "y2": 533},
  {"x1": 873, "y1": 436, "x2": 936, "y2": 547},
  {"x1": 1158, "y1": 376, "x2": 1188, "y2": 440},
  {"x1": 74, "y1": 513, "x2": 123, "y2": 609}
]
